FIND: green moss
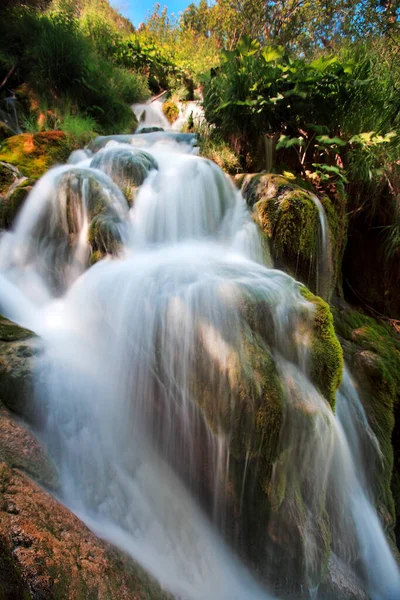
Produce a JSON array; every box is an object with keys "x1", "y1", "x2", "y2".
[
  {"x1": 241, "y1": 174, "x2": 347, "y2": 299},
  {"x1": 88, "y1": 215, "x2": 122, "y2": 255},
  {"x1": 301, "y1": 287, "x2": 344, "y2": 408},
  {"x1": 243, "y1": 174, "x2": 321, "y2": 292},
  {"x1": 258, "y1": 188, "x2": 319, "y2": 259},
  {"x1": 0, "y1": 316, "x2": 33, "y2": 342},
  {"x1": 0, "y1": 132, "x2": 79, "y2": 179},
  {"x1": 89, "y1": 250, "x2": 105, "y2": 265},
  {"x1": 320, "y1": 189, "x2": 348, "y2": 297}
]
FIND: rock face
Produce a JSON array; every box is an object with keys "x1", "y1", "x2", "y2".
[
  {"x1": 334, "y1": 303, "x2": 400, "y2": 548},
  {"x1": 0, "y1": 317, "x2": 37, "y2": 421},
  {"x1": 237, "y1": 173, "x2": 346, "y2": 299},
  {"x1": 0, "y1": 315, "x2": 171, "y2": 600},
  {"x1": 0, "y1": 462, "x2": 171, "y2": 600}
]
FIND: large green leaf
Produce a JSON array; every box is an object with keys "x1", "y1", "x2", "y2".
[
  {"x1": 276, "y1": 135, "x2": 305, "y2": 150},
  {"x1": 316, "y1": 135, "x2": 347, "y2": 147},
  {"x1": 262, "y1": 46, "x2": 284, "y2": 63}
]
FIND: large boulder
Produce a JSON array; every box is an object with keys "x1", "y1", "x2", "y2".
[
  {"x1": 186, "y1": 283, "x2": 343, "y2": 592},
  {"x1": 237, "y1": 173, "x2": 346, "y2": 300},
  {"x1": 90, "y1": 146, "x2": 157, "y2": 204},
  {"x1": 0, "y1": 316, "x2": 37, "y2": 421}
]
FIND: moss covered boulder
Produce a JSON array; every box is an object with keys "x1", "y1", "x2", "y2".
[
  {"x1": 53, "y1": 168, "x2": 128, "y2": 261},
  {"x1": 187, "y1": 282, "x2": 343, "y2": 591},
  {"x1": 0, "y1": 131, "x2": 79, "y2": 179},
  {"x1": 0, "y1": 316, "x2": 37, "y2": 422},
  {"x1": 90, "y1": 147, "x2": 157, "y2": 204},
  {"x1": 333, "y1": 303, "x2": 400, "y2": 546},
  {"x1": 88, "y1": 214, "x2": 123, "y2": 256},
  {"x1": 238, "y1": 173, "x2": 346, "y2": 300},
  {"x1": 0, "y1": 161, "x2": 19, "y2": 196}
]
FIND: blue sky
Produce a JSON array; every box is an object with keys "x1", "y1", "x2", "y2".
[{"x1": 111, "y1": 1, "x2": 193, "y2": 27}]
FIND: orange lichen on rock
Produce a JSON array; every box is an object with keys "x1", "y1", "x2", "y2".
[
  {"x1": 0, "y1": 459, "x2": 171, "y2": 599},
  {"x1": 0, "y1": 132, "x2": 78, "y2": 179}
]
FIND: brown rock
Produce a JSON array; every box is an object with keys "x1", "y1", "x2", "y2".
[{"x1": 0, "y1": 462, "x2": 171, "y2": 599}]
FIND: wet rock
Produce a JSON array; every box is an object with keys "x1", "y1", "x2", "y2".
[
  {"x1": 90, "y1": 146, "x2": 157, "y2": 204},
  {"x1": 333, "y1": 302, "x2": 400, "y2": 548},
  {"x1": 0, "y1": 169, "x2": 33, "y2": 229},
  {"x1": 189, "y1": 285, "x2": 343, "y2": 589},
  {"x1": 238, "y1": 173, "x2": 346, "y2": 299},
  {"x1": 319, "y1": 554, "x2": 369, "y2": 600},
  {"x1": 88, "y1": 214, "x2": 123, "y2": 255},
  {"x1": 138, "y1": 126, "x2": 164, "y2": 133},
  {"x1": 0, "y1": 462, "x2": 171, "y2": 600},
  {"x1": 0, "y1": 316, "x2": 37, "y2": 422},
  {"x1": 0, "y1": 402, "x2": 58, "y2": 491}
]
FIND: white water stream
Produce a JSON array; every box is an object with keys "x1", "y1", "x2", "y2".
[{"x1": 0, "y1": 109, "x2": 399, "y2": 599}]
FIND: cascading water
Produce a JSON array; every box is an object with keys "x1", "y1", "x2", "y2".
[
  {"x1": 133, "y1": 98, "x2": 171, "y2": 131},
  {"x1": 0, "y1": 130, "x2": 399, "y2": 600},
  {"x1": 132, "y1": 96, "x2": 205, "y2": 134},
  {"x1": 310, "y1": 194, "x2": 332, "y2": 301}
]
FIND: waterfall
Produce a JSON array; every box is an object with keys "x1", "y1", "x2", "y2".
[
  {"x1": 310, "y1": 193, "x2": 332, "y2": 301},
  {"x1": 133, "y1": 99, "x2": 171, "y2": 131},
  {"x1": 0, "y1": 131, "x2": 398, "y2": 599}
]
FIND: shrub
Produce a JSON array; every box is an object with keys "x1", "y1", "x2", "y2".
[{"x1": 162, "y1": 101, "x2": 179, "y2": 124}]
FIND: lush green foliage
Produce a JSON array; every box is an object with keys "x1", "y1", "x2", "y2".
[
  {"x1": 203, "y1": 38, "x2": 353, "y2": 169},
  {"x1": 0, "y1": 1, "x2": 149, "y2": 134}
]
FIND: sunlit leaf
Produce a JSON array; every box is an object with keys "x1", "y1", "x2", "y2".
[{"x1": 262, "y1": 46, "x2": 284, "y2": 63}]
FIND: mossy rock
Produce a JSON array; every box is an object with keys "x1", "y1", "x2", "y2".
[
  {"x1": 90, "y1": 147, "x2": 157, "y2": 205},
  {"x1": 0, "y1": 176, "x2": 33, "y2": 229},
  {"x1": 333, "y1": 303, "x2": 400, "y2": 545},
  {"x1": 301, "y1": 288, "x2": 344, "y2": 409},
  {"x1": 0, "y1": 315, "x2": 37, "y2": 422},
  {"x1": 0, "y1": 131, "x2": 79, "y2": 179},
  {"x1": 55, "y1": 168, "x2": 128, "y2": 230},
  {"x1": 240, "y1": 173, "x2": 345, "y2": 300},
  {"x1": 187, "y1": 283, "x2": 343, "y2": 587},
  {"x1": 0, "y1": 161, "x2": 19, "y2": 197},
  {"x1": 88, "y1": 214, "x2": 122, "y2": 255}
]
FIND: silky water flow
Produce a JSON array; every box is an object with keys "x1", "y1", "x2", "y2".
[{"x1": 0, "y1": 120, "x2": 398, "y2": 600}]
